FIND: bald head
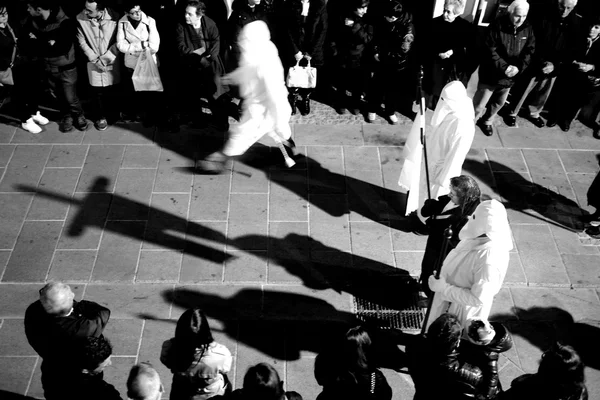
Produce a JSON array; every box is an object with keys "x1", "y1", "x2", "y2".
[
  {"x1": 39, "y1": 282, "x2": 74, "y2": 316},
  {"x1": 558, "y1": 0, "x2": 577, "y2": 18},
  {"x1": 127, "y1": 363, "x2": 163, "y2": 400}
]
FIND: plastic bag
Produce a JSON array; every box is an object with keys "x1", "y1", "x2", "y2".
[
  {"x1": 286, "y1": 59, "x2": 317, "y2": 89},
  {"x1": 132, "y1": 48, "x2": 163, "y2": 92}
]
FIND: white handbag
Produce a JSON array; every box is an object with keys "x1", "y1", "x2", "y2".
[{"x1": 286, "y1": 59, "x2": 317, "y2": 89}]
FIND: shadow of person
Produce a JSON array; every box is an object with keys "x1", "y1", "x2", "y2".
[
  {"x1": 15, "y1": 177, "x2": 232, "y2": 264},
  {"x1": 0, "y1": 390, "x2": 39, "y2": 400},
  {"x1": 493, "y1": 306, "x2": 600, "y2": 371},
  {"x1": 231, "y1": 233, "x2": 419, "y2": 311},
  {"x1": 162, "y1": 286, "x2": 357, "y2": 361},
  {"x1": 463, "y1": 159, "x2": 586, "y2": 231}
]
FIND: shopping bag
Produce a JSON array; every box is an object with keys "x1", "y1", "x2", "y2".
[
  {"x1": 0, "y1": 68, "x2": 14, "y2": 86},
  {"x1": 286, "y1": 59, "x2": 317, "y2": 89},
  {"x1": 132, "y1": 48, "x2": 163, "y2": 92}
]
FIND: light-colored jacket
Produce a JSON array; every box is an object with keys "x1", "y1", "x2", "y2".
[
  {"x1": 76, "y1": 8, "x2": 121, "y2": 87},
  {"x1": 116, "y1": 12, "x2": 160, "y2": 69}
]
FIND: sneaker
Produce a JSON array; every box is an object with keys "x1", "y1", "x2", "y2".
[
  {"x1": 59, "y1": 116, "x2": 74, "y2": 133},
  {"x1": 74, "y1": 115, "x2": 89, "y2": 131},
  {"x1": 389, "y1": 114, "x2": 399, "y2": 125},
  {"x1": 94, "y1": 118, "x2": 108, "y2": 131},
  {"x1": 31, "y1": 111, "x2": 49, "y2": 126},
  {"x1": 21, "y1": 118, "x2": 42, "y2": 134},
  {"x1": 367, "y1": 112, "x2": 376, "y2": 122}
]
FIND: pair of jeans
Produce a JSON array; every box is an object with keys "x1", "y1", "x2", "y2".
[
  {"x1": 45, "y1": 66, "x2": 84, "y2": 118},
  {"x1": 473, "y1": 82, "x2": 511, "y2": 125}
]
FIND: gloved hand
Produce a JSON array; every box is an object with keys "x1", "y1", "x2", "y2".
[
  {"x1": 304, "y1": 53, "x2": 312, "y2": 61},
  {"x1": 295, "y1": 51, "x2": 303, "y2": 62},
  {"x1": 428, "y1": 274, "x2": 448, "y2": 293}
]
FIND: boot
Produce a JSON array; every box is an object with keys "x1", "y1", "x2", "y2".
[
  {"x1": 288, "y1": 89, "x2": 299, "y2": 115},
  {"x1": 300, "y1": 90, "x2": 311, "y2": 116}
]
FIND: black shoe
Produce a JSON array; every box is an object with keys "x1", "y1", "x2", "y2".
[
  {"x1": 558, "y1": 121, "x2": 571, "y2": 132},
  {"x1": 529, "y1": 116, "x2": 545, "y2": 128},
  {"x1": 477, "y1": 120, "x2": 493, "y2": 136},
  {"x1": 94, "y1": 118, "x2": 108, "y2": 131},
  {"x1": 59, "y1": 116, "x2": 74, "y2": 133},
  {"x1": 585, "y1": 225, "x2": 600, "y2": 239},
  {"x1": 300, "y1": 96, "x2": 311, "y2": 116},
  {"x1": 505, "y1": 115, "x2": 517, "y2": 127},
  {"x1": 74, "y1": 115, "x2": 89, "y2": 131},
  {"x1": 580, "y1": 212, "x2": 600, "y2": 223},
  {"x1": 594, "y1": 128, "x2": 600, "y2": 140},
  {"x1": 288, "y1": 93, "x2": 298, "y2": 115},
  {"x1": 546, "y1": 119, "x2": 557, "y2": 128}
]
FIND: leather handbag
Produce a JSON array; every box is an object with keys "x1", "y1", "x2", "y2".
[
  {"x1": 0, "y1": 24, "x2": 16, "y2": 86},
  {"x1": 286, "y1": 59, "x2": 317, "y2": 89}
]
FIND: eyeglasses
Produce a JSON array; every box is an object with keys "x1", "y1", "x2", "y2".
[{"x1": 129, "y1": 8, "x2": 142, "y2": 15}]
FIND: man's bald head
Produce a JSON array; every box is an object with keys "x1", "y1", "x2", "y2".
[
  {"x1": 39, "y1": 282, "x2": 75, "y2": 316},
  {"x1": 558, "y1": 0, "x2": 577, "y2": 18},
  {"x1": 127, "y1": 363, "x2": 163, "y2": 400}
]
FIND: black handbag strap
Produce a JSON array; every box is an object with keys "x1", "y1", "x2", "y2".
[{"x1": 5, "y1": 23, "x2": 17, "y2": 68}]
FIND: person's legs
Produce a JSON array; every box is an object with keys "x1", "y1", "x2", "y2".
[
  {"x1": 508, "y1": 76, "x2": 538, "y2": 117},
  {"x1": 527, "y1": 76, "x2": 556, "y2": 118},
  {"x1": 58, "y1": 67, "x2": 84, "y2": 119},
  {"x1": 473, "y1": 83, "x2": 495, "y2": 122},
  {"x1": 481, "y1": 86, "x2": 510, "y2": 125}
]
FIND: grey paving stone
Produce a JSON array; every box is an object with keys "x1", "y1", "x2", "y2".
[
  {"x1": 0, "y1": 319, "x2": 36, "y2": 356},
  {"x1": 224, "y1": 250, "x2": 267, "y2": 283},
  {"x1": 149, "y1": 193, "x2": 190, "y2": 221},
  {"x1": 295, "y1": 124, "x2": 363, "y2": 146},
  {"x1": 92, "y1": 221, "x2": 145, "y2": 282},
  {"x1": 48, "y1": 250, "x2": 97, "y2": 282},
  {"x1": 0, "y1": 251, "x2": 10, "y2": 278},
  {"x1": 363, "y1": 123, "x2": 408, "y2": 147},
  {"x1": 0, "y1": 356, "x2": 37, "y2": 394},
  {"x1": 136, "y1": 250, "x2": 182, "y2": 282},
  {"x1": 2, "y1": 221, "x2": 62, "y2": 282},
  {"x1": 287, "y1": 356, "x2": 320, "y2": 399},
  {"x1": 26, "y1": 358, "x2": 43, "y2": 399},
  {"x1": 391, "y1": 229, "x2": 427, "y2": 252},
  {"x1": 102, "y1": 319, "x2": 144, "y2": 356},
  {"x1": 486, "y1": 148, "x2": 527, "y2": 172},
  {"x1": 154, "y1": 148, "x2": 193, "y2": 193},
  {"x1": 229, "y1": 193, "x2": 267, "y2": 224},
  {"x1": 522, "y1": 149, "x2": 563, "y2": 175},
  {"x1": 550, "y1": 224, "x2": 600, "y2": 255},
  {"x1": 56, "y1": 191, "x2": 112, "y2": 249},
  {"x1": 189, "y1": 173, "x2": 230, "y2": 221},
  {"x1": 350, "y1": 222, "x2": 393, "y2": 266},
  {"x1": 12, "y1": 122, "x2": 84, "y2": 144},
  {"x1": 310, "y1": 221, "x2": 350, "y2": 252},
  {"x1": 511, "y1": 224, "x2": 570, "y2": 285},
  {"x1": 511, "y1": 287, "x2": 600, "y2": 322},
  {"x1": 46, "y1": 144, "x2": 88, "y2": 168},
  {"x1": 179, "y1": 221, "x2": 227, "y2": 283},
  {"x1": 0, "y1": 124, "x2": 15, "y2": 143},
  {"x1": 0, "y1": 144, "x2": 14, "y2": 167},
  {"x1": 82, "y1": 123, "x2": 155, "y2": 145},
  {"x1": 505, "y1": 320, "x2": 554, "y2": 373},
  {"x1": 0, "y1": 193, "x2": 33, "y2": 249},
  {"x1": 138, "y1": 319, "x2": 177, "y2": 396},
  {"x1": 498, "y1": 360, "x2": 527, "y2": 392},
  {"x1": 0, "y1": 145, "x2": 51, "y2": 192},
  {"x1": 343, "y1": 146, "x2": 381, "y2": 171},
  {"x1": 489, "y1": 288, "x2": 517, "y2": 321},
  {"x1": 228, "y1": 223, "x2": 268, "y2": 250},
  {"x1": 84, "y1": 284, "x2": 172, "y2": 319},
  {"x1": 308, "y1": 194, "x2": 349, "y2": 222},
  {"x1": 76, "y1": 145, "x2": 125, "y2": 192},
  {"x1": 27, "y1": 168, "x2": 80, "y2": 220},
  {"x1": 103, "y1": 356, "x2": 138, "y2": 400},
  {"x1": 231, "y1": 159, "x2": 269, "y2": 193},
  {"x1": 122, "y1": 145, "x2": 160, "y2": 168},
  {"x1": 306, "y1": 146, "x2": 344, "y2": 172},
  {"x1": 568, "y1": 173, "x2": 598, "y2": 215},
  {"x1": 558, "y1": 150, "x2": 600, "y2": 174},
  {"x1": 108, "y1": 169, "x2": 155, "y2": 220},
  {"x1": 347, "y1": 169, "x2": 389, "y2": 222},
  {"x1": 504, "y1": 252, "x2": 527, "y2": 285},
  {"x1": 562, "y1": 254, "x2": 600, "y2": 286},
  {"x1": 585, "y1": 367, "x2": 600, "y2": 400},
  {"x1": 393, "y1": 251, "x2": 424, "y2": 276},
  {"x1": 379, "y1": 146, "x2": 404, "y2": 189},
  {"x1": 269, "y1": 169, "x2": 309, "y2": 222},
  {"x1": 143, "y1": 217, "x2": 186, "y2": 251},
  {"x1": 566, "y1": 124, "x2": 600, "y2": 150},
  {"x1": 497, "y1": 126, "x2": 571, "y2": 149}
]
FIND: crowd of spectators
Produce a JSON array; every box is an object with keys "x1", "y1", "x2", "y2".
[{"x1": 1, "y1": 0, "x2": 599, "y2": 138}]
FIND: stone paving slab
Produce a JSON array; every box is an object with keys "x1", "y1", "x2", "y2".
[{"x1": 0, "y1": 101, "x2": 600, "y2": 399}]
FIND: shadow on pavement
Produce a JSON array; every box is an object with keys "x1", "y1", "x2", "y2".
[
  {"x1": 0, "y1": 391, "x2": 39, "y2": 400},
  {"x1": 494, "y1": 306, "x2": 600, "y2": 371},
  {"x1": 463, "y1": 159, "x2": 585, "y2": 232}
]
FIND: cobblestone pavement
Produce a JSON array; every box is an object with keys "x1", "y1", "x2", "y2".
[{"x1": 0, "y1": 97, "x2": 600, "y2": 400}]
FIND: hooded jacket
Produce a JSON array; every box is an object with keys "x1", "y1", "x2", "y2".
[{"x1": 478, "y1": 13, "x2": 535, "y2": 87}]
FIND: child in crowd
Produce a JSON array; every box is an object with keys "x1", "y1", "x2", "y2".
[{"x1": 230, "y1": 362, "x2": 303, "y2": 400}]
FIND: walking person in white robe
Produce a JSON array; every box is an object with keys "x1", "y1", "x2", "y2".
[
  {"x1": 198, "y1": 20, "x2": 295, "y2": 172},
  {"x1": 426, "y1": 199, "x2": 513, "y2": 330},
  {"x1": 398, "y1": 80, "x2": 475, "y2": 217}
]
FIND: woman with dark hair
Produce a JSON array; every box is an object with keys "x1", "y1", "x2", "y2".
[
  {"x1": 278, "y1": 0, "x2": 327, "y2": 116},
  {"x1": 175, "y1": 0, "x2": 228, "y2": 128},
  {"x1": 0, "y1": 2, "x2": 49, "y2": 133},
  {"x1": 367, "y1": 0, "x2": 414, "y2": 124},
  {"x1": 316, "y1": 326, "x2": 392, "y2": 400},
  {"x1": 502, "y1": 343, "x2": 588, "y2": 400},
  {"x1": 419, "y1": 175, "x2": 481, "y2": 295},
  {"x1": 329, "y1": 0, "x2": 373, "y2": 116},
  {"x1": 160, "y1": 308, "x2": 232, "y2": 400},
  {"x1": 230, "y1": 362, "x2": 303, "y2": 400}
]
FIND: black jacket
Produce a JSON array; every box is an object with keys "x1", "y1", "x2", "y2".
[
  {"x1": 478, "y1": 13, "x2": 535, "y2": 87},
  {"x1": 329, "y1": 11, "x2": 374, "y2": 69},
  {"x1": 63, "y1": 371, "x2": 123, "y2": 400},
  {"x1": 278, "y1": 0, "x2": 328, "y2": 67},
  {"x1": 462, "y1": 322, "x2": 514, "y2": 399},
  {"x1": 226, "y1": 0, "x2": 273, "y2": 67},
  {"x1": 371, "y1": 11, "x2": 414, "y2": 71},
  {"x1": 501, "y1": 373, "x2": 588, "y2": 400}
]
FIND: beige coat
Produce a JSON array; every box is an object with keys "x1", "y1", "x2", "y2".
[
  {"x1": 116, "y1": 12, "x2": 160, "y2": 69},
  {"x1": 76, "y1": 9, "x2": 121, "y2": 87}
]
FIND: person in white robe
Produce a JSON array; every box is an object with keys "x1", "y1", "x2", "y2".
[
  {"x1": 398, "y1": 80, "x2": 475, "y2": 217},
  {"x1": 198, "y1": 20, "x2": 295, "y2": 172},
  {"x1": 426, "y1": 199, "x2": 513, "y2": 330}
]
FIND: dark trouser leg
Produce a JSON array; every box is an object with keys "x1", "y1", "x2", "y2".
[
  {"x1": 58, "y1": 67, "x2": 84, "y2": 118},
  {"x1": 90, "y1": 86, "x2": 107, "y2": 121},
  {"x1": 299, "y1": 88, "x2": 312, "y2": 116},
  {"x1": 288, "y1": 87, "x2": 299, "y2": 115},
  {"x1": 12, "y1": 64, "x2": 42, "y2": 122}
]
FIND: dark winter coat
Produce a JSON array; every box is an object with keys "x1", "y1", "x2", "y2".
[
  {"x1": 22, "y1": 7, "x2": 77, "y2": 71},
  {"x1": 226, "y1": 0, "x2": 273, "y2": 69},
  {"x1": 278, "y1": 0, "x2": 328, "y2": 67},
  {"x1": 501, "y1": 373, "x2": 588, "y2": 400},
  {"x1": 528, "y1": 7, "x2": 583, "y2": 77},
  {"x1": 329, "y1": 11, "x2": 374, "y2": 70},
  {"x1": 462, "y1": 322, "x2": 514, "y2": 399},
  {"x1": 371, "y1": 11, "x2": 414, "y2": 72},
  {"x1": 317, "y1": 368, "x2": 392, "y2": 400},
  {"x1": 478, "y1": 13, "x2": 535, "y2": 88},
  {"x1": 408, "y1": 334, "x2": 484, "y2": 400},
  {"x1": 63, "y1": 371, "x2": 123, "y2": 400}
]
